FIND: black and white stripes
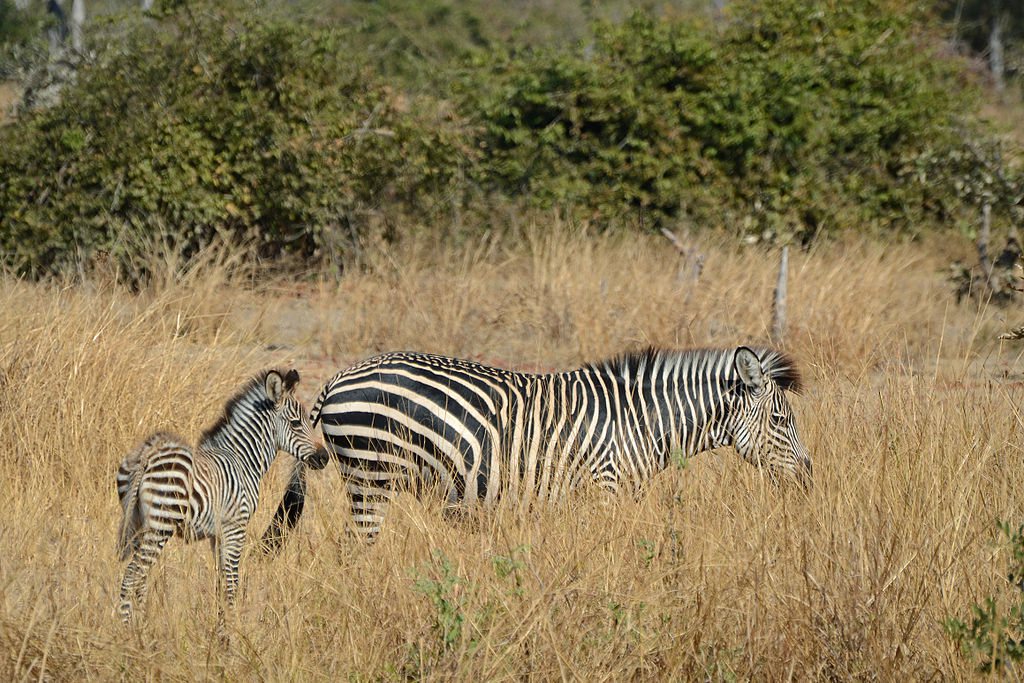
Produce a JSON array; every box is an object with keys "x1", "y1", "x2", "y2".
[
  {"x1": 115, "y1": 369, "x2": 328, "y2": 624},
  {"x1": 264, "y1": 346, "x2": 811, "y2": 544}
]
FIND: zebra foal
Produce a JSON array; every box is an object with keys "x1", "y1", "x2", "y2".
[
  {"x1": 116, "y1": 369, "x2": 329, "y2": 624},
  {"x1": 262, "y1": 346, "x2": 812, "y2": 548}
]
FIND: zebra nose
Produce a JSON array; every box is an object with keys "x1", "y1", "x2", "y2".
[{"x1": 307, "y1": 446, "x2": 330, "y2": 471}]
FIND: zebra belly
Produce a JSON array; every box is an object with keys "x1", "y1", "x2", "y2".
[
  {"x1": 175, "y1": 459, "x2": 256, "y2": 542},
  {"x1": 319, "y1": 390, "x2": 498, "y2": 505},
  {"x1": 323, "y1": 419, "x2": 487, "y2": 501}
]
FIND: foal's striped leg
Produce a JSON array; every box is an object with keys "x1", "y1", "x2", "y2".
[
  {"x1": 216, "y1": 523, "x2": 247, "y2": 609},
  {"x1": 119, "y1": 527, "x2": 173, "y2": 623}
]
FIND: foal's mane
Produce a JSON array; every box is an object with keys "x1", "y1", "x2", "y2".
[{"x1": 200, "y1": 369, "x2": 299, "y2": 443}]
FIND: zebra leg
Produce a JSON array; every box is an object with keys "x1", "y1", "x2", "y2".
[
  {"x1": 118, "y1": 527, "x2": 172, "y2": 624},
  {"x1": 259, "y1": 461, "x2": 307, "y2": 554},
  {"x1": 213, "y1": 524, "x2": 246, "y2": 637},
  {"x1": 216, "y1": 525, "x2": 247, "y2": 608},
  {"x1": 590, "y1": 457, "x2": 621, "y2": 498},
  {"x1": 347, "y1": 479, "x2": 392, "y2": 543}
]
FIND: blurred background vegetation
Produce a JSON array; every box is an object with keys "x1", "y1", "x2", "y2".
[{"x1": 0, "y1": 0, "x2": 1021, "y2": 279}]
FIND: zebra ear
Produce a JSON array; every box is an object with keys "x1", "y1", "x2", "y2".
[
  {"x1": 283, "y1": 369, "x2": 300, "y2": 391},
  {"x1": 735, "y1": 347, "x2": 766, "y2": 391},
  {"x1": 265, "y1": 370, "x2": 286, "y2": 405}
]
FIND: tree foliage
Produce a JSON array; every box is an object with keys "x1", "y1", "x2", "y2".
[
  {"x1": 935, "y1": 0, "x2": 1024, "y2": 85},
  {"x1": 0, "y1": 1, "x2": 47, "y2": 46},
  {"x1": 0, "y1": 4, "x2": 471, "y2": 276},
  {"x1": 0, "y1": 0, "x2": 1020, "y2": 277},
  {"x1": 462, "y1": 1, "x2": 999, "y2": 240}
]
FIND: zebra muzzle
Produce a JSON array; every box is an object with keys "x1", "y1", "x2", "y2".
[{"x1": 306, "y1": 446, "x2": 330, "y2": 471}]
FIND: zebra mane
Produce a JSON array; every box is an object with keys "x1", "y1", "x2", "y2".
[
  {"x1": 751, "y1": 347, "x2": 803, "y2": 394},
  {"x1": 200, "y1": 369, "x2": 295, "y2": 444},
  {"x1": 590, "y1": 346, "x2": 672, "y2": 375},
  {"x1": 593, "y1": 346, "x2": 804, "y2": 394}
]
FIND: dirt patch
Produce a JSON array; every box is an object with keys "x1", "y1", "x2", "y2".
[{"x1": 0, "y1": 80, "x2": 22, "y2": 124}]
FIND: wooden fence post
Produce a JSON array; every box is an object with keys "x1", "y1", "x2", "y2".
[{"x1": 771, "y1": 246, "x2": 789, "y2": 344}]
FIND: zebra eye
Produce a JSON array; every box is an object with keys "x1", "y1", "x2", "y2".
[{"x1": 289, "y1": 419, "x2": 303, "y2": 429}]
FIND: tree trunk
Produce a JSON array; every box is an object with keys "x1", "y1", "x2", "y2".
[
  {"x1": 978, "y1": 202, "x2": 995, "y2": 295},
  {"x1": 70, "y1": 0, "x2": 84, "y2": 53},
  {"x1": 989, "y1": 11, "x2": 1006, "y2": 94},
  {"x1": 141, "y1": 0, "x2": 154, "y2": 11},
  {"x1": 660, "y1": 228, "x2": 704, "y2": 299}
]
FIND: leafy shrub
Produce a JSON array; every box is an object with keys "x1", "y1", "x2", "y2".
[
  {"x1": 289, "y1": 0, "x2": 490, "y2": 92},
  {"x1": 1, "y1": 0, "x2": 1020, "y2": 277},
  {"x1": 0, "y1": 2, "x2": 472, "y2": 278},
  {"x1": 457, "y1": 16, "x2": 718, "y2": 226},
  {"x1": 460, "y1": 0, "x2": 994, "y2": 240},
  {"x1": 946, "y1": 521, "x2": 1024, "y2": 673},
  {"x1": 0, "y1": 0, "x2": 46, "y2": 46},
  {"x1": 0, "y1": 0, "x2": 52, "y2": 80}
]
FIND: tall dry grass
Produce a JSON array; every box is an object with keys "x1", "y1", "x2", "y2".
[{"x1": 1, "y1": 225, "x2": 1022, "y2": 679}]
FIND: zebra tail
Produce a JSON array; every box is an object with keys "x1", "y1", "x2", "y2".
[{"x1": 115, "y1": 437, "x2": 156, "y2": 561}]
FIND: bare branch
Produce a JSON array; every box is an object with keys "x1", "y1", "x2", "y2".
[
  {"x1": 659, "y1": 227, "x2": 686, "y2": 255},
  {"x1": 660, "y1": 228, "x2": 704, "y2": 292}
]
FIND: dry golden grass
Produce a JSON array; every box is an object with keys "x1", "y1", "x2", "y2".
[{"x1": 1, "y1": 225, "x2": 1023, "y2": 680}]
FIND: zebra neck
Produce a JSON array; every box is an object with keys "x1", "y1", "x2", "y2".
[
  {"x1": 199, "y1": 405, "x2": 279, "y2": 474},
  {"x1": 593, "y1": 350, "x2": 734, "y2": 467}
]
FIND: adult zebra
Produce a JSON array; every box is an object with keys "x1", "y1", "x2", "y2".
[
  {"x1": 116, "y1": 369, "x2": 329, "y2": 624},
  {"x1": 261, "y1": 347, "x2": 811, "y2": 547}
]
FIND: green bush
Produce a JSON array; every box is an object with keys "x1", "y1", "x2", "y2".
[
  {"x1": 0, "y1": 0, "x2": 1020, "y2": 277},
  {"x1": 0, "y1": 0, "x2": 46, "y2": 46},
  {"x1": 945, "y1": 520, "x2": 1024, "y2": 673},
  {"x1": 458, "y1": 19, "x2": 717, "y2": 224},
  {"x1": 0, "y1": 0, "x2": 53, "y2": 79},
  {"x1": 461, "y1": 0, "x2": 990, "y2": 240},
  {"x1": 0, "y1": 3, "x2": 471, "y2": 277}
]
